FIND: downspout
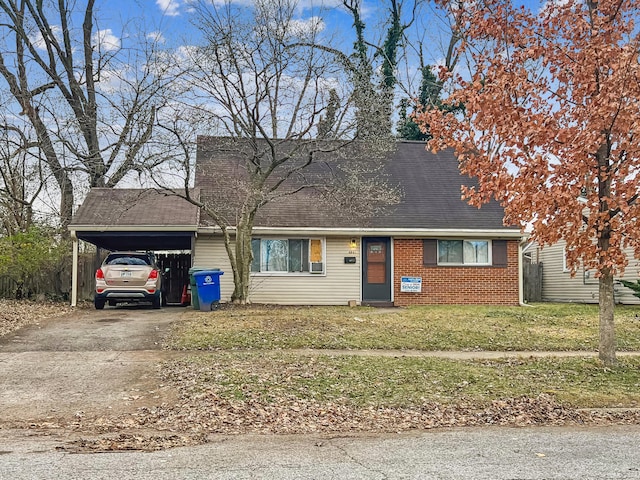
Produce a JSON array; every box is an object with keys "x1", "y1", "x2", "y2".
[
  {"x1": 519, "y1": 237, "x2": 533, "y2": 307},
  {"x1": 71, "y1": 231, "x2": 79, "y2": 307},
  {"x1": 191, "y1": 232, "x2": 197, "y2": 266}
]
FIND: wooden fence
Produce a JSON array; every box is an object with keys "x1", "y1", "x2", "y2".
[
  {"x1": 523, "y1": 260, "x2": 543, "y2": 303},
  {"x1": 156, "y1": 253, "x2": 192, "y2": 304},
  {"x1": 0, "y1": 252, "x2": 192, "y2": 303},
  {"x1": 0, "y1": 253, "x2": 98, "y2": 301}
]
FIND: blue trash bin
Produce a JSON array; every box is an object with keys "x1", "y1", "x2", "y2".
[
  {"x1": 193, "y1": 270, "x2": 224, "y2": 311},
  {"x1": 188, "y1": 267, "x2": 219, "y2": 309}
]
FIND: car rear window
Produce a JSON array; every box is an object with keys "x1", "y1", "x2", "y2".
[{"x1": 105, "y1": 254, "x2": 151, "y2": 266}]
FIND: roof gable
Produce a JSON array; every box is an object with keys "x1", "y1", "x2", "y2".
[{"x1": 195, "y1": 138, "x2": 511, "y2": 231}]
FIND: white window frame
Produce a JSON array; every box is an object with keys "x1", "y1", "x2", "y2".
[
  {"x1": 437, "y1": 239, "x2": 492, "y2": 266},
  {"x1": 250, "y1": 237, "x2": 326, "y2": 276}
]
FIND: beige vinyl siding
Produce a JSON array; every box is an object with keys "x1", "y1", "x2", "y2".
[
  {"x1": 192, "y1": 236, "x2": 235, "y2": 303},
  {"x1": 535, "y1": 241, "x2": 640, "y2": 305},
  {"x1": 193, "y1": 235, "x2": 361, "y2": 305}
]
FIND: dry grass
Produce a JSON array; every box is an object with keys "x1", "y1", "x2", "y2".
[
  {"x1": 165, "y1": 303, "x2": 640, "y2": 351},
  {"x1": 161, "y1": 352, "x2": 640, "y2": 409},
  {"x1": 159, "y1": 303, "x2": 640, "y2": 412}
]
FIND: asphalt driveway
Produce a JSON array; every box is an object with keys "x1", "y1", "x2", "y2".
[{"x1": 0, "y1": 306, "x2": 181, "y2": 424}]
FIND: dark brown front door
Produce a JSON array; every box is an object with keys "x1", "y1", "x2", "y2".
[{"x1": 362, "y1": 237, "x2": 391, "y2": 302}]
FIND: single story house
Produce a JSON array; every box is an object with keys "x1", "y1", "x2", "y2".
[
  {"x1": 69, "y1": 138, "x2": 527, "y2": 307},
  {"x1": 526, "y1": 241, "x2": 640, "y2": 304}
]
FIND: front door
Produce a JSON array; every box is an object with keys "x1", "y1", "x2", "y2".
[{"x1": 362, "y1": 237, "x2": 391, "y2": 303}]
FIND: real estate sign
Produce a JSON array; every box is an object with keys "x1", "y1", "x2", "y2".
[{"x1": 400, "y1": 276, "x2": 422, "y2": 293}]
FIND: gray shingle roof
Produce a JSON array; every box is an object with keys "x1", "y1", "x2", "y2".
[
  {"x1": 69, "y1": 188, "x2": 200, "y2": 227},
  {"x1": 378, "y1": 142, "x2": 507, "y2": 229},
  {"x1": 70, "y1": 140, "x2": 514, "y2": 234},
  {"x1": 195, "y1": 138, "x2": 512, "y2": 231}
]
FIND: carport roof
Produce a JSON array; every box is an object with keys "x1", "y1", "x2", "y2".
[{"x1": 69, "y1": 188, "x2": 200, "y2": 251}]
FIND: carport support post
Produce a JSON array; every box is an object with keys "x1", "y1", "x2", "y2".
[{"x1": 71, "y1": 233, "x2": 79, "y2": 307}]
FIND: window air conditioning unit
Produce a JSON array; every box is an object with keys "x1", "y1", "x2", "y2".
[{"x1": 311, "y1": 262, "x2": 324, "y2": 273}]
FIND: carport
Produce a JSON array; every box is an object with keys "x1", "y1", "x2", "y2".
[{"x1": 68, "y1": 188, "x2": 201, "y2": 306}]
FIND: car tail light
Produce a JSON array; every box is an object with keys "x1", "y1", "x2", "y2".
[
  {"x1": 148, "y1": 269, "x2": 159, "y2": 280},
  {"x1": 96, "y1": 268, "x2": 104, "y2": 280}
]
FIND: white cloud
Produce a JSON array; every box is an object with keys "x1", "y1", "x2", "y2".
[
  {"x1": 147, "y1": 31, "x2": 166, "y2": 44},
  {"x1": 93, "y1": 29, "x2": 121, "y2": 52},
  {"x1": 540, "y1": 0, "x2": 574, "y2": 15},
  {"x1": 30, "y1": 25, "x2": 62, "y2": 51},
  {"x1": 287, "y1": 16, "x2": 326, "y2": 36},
  {"x1": 298, "y1": 0, "x2": 343, "y2": 9},
  {"x1": 157, "y1": 0, "x2": 181, "y2": 16},
  {"x1": 201, "y1": 0, "x2": 343, "y2": 12}
]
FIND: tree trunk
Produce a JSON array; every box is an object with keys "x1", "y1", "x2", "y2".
[
  {"x1": 598, "y1": 269, "x2": 617, "y2": 366},
  {"x1": 29, "y1": 111, "x2": 75, "y2": 232},
  {"x1": 232, "y1": 220, "x2": 253, "y2": 304}
]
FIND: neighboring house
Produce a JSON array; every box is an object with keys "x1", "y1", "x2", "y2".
[
  {"x1": 527, "y1": 241, "x2": 640, "y2": 305},
  {"x1": 69, "y1": 139, "x2": 526, "y2": 307}
]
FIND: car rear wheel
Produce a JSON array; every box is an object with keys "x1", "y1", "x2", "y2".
[
  {"x1": 152, "y1": 292, "x2": 162, "y2": 309},
  {"x1": 94, "y1": 298, "x2": 105, "y2": 310}
]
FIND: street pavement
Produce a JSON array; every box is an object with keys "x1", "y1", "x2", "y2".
[{"x1": 2, "y1": 425, "x2": 640, "y2": 479}]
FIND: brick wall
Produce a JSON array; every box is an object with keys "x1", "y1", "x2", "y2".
[{"x1": 393, "y1": 239, "x2": 520, "y2": 306}]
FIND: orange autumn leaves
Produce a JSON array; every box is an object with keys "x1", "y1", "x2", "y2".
[{"x1": 415, "y1": 0, "x2": 640, "y2": 276}]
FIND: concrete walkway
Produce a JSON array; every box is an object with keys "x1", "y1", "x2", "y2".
[{"x1": 284, "y1": 348, "x2": 640, "y2": 359}]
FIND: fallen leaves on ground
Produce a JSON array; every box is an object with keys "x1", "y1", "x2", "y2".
[
  {"x1": 0, "y1": 299, "x2": 73, "y2": 337},
  {"x1": 31, "y1": 393, "x2": 638, "y2": 454},
  {"x1": 3, "y1": 300, "x2": 639, "y2": 452},
  {"x1": 56, "y1": 432, "x2": 208, "y2": 453},
  {"x1": 124, "y1": 392, "x2": 640, "y2": 436},
  {"x1": 14, "y1": 365, "x2": 640, "y2": 452},
  {"x1": 17, "y1": 391, "x2": 640, "y2": 452}
]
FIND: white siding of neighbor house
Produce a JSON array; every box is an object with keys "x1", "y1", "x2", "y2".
[
  {"x1": 534, "y1": 241, "x2": 640, "y2": 304},
  {"x1": 193, "y1": 235, "x2": 362, "y2": 305}
]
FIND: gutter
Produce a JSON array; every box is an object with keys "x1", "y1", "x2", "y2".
[
  {"x1": 69, "y1": 225, "x2": 198, "y2": 232},
  {"x1": 519, "y1": 237, "x2": 534, "y2": 307},
  {"x1": 197, "y1": 225, "x2": 524, "y2": 239}
]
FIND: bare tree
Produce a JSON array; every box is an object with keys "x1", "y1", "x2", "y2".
[
  {"x1": 151, "y1": 0, "x2": 399, "y2": 303},
  {"x1": 345, "y1": 0, "x2": 420, "y2": 137},
  {"x1": 397, "y1": 1, "x2": 465, "y2": 139},
  {"x1": 0, "y1": 119, "x2": 44, "y2": 235},
  {"x1": 0, "y1": 0, "x2": 174, "y2": 229}
]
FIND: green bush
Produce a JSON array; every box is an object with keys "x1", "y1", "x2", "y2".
[
  {"x1": 619, "y1": 279, "x2": 640, "y2": 299},
  {"x1": 0, "y1": 226, "x2": 69, "y2": 299}
]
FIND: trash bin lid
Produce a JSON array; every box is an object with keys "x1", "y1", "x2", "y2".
[
  {"x1": 193, "y1": 270, "x2": 224, "y2": 277},
  {"x1": 189, "y1": 267, "x2": 220, "y2": 273}
]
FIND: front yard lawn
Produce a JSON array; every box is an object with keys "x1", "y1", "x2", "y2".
[
  {"x1": 156, "y1": 303, "x2": 640, "y2": 419},
  {"x1": 148, "y1": 351, "x2": 640, "y2": 434},
  {"x1": 165, "y1": 303, "x2": 640, "y2": 351},
  {"x1": 163, "y1": 353, "x2": 640, "y2": 409}
]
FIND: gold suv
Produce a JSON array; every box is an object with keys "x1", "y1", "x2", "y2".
[{"x1": 94, "y1": 251, "x2": 164, "y2": 309}]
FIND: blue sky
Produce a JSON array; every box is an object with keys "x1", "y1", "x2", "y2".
[
  {"x1": 97, "y1": 0, "x2": 545, "y2": 72},
  {"x1": 137, "y1": 0, "x2": 544, "y2": 34}
]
